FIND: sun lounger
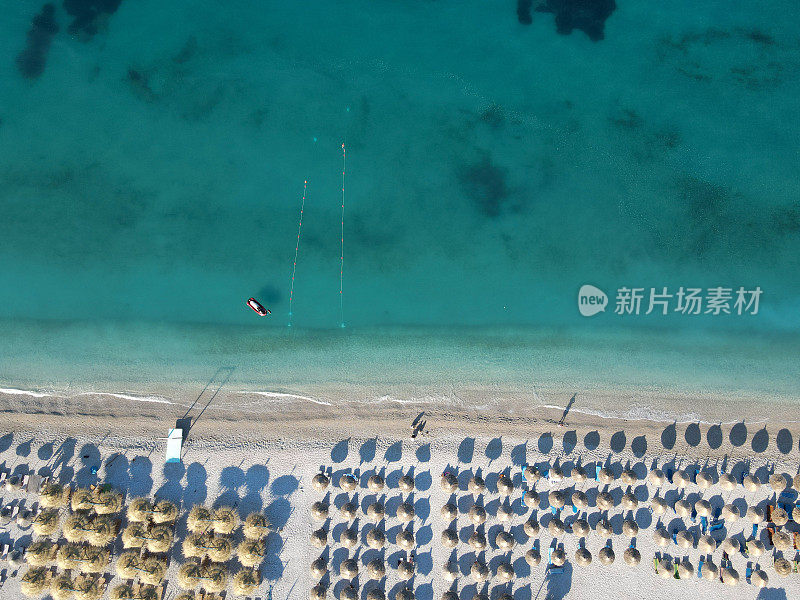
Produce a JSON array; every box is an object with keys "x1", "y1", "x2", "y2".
[
  {"x1": 767, "y1": 505, "x2": 774, "y2": 522},
  {"x1": 767, "y1": 526, "x2": 775, "y2": 545},
  {"x1": 700, "y1": 516, "x2": 708, "y2": 533},
  {"x1": 9, "y1": 505, "x2": 18, "y2": 520},
  {"x1": 746, "y1": 564, "x2": 752, "y2": 583},
  {"x1": 674, "y1": 564, "x2": 680, "y2": 579},
  {"x1": 666, "y1": 468, "x2": 673, "y2": 483},
  {"x1": 1, "y1": 544, "x2": 8, "y2": 560},
  {"x1": 794, "y1": 532, "x2": 800, "y2": 550},
  {"x1": 20, "y1": 474, "x2": 29, "y2": 490},
  {"x1": 752, "y1": 524, "x2": 758, "y2": 538},
  {"x1": 654, "y1": 556, "x2": 659, "y2": 573},
  {"x1": 0, "y1": 471, "x2": 6, "y2": 486},
  {"x1": 595, "y1": 465, "x2": 601, "y2": 481},
  {"x1": 697, "y1": 555, "x2": 704, "y2": 578},
  {"x1": 548, "y1": 565, "x2": 564, "y2": 574},
  {"x1": 672, "y1": 532, "x2": 678, "y2": 545}
]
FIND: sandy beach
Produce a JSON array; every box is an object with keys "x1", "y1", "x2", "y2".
[{"x1": 2, "y1": 389, "x2": 799, "y2": 600}]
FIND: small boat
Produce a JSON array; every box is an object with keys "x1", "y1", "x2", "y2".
[{"x1": 247, "y1": 298, "x2": 270, "y2": 316}]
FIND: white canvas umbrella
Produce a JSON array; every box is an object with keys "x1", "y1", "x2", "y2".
[
  {"x1": 719, "y1": 473, "x2": 736, "y2": 490},
  {"x1": 440, "y1": 504, "x2": 457, "y2": 522}
]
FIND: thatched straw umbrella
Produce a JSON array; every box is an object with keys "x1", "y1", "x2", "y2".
[
  {"x1": 721, "y1": 538, "x2": 740, "y2": 554},
  {"x1": 340, "y1": 528, "x2": 358, "y2": 549},
  {"x1": 115, "y1": 552, "x2": 140, "y2": 579},
  {"x1": 243, "y1": 513, "x2": 270, "y2": 540},
  {"x1": 238, "y1": 538, "x2": 266, "y2": 567},
  {"x1": 622, "y1": 519, "x2": 638, "y2": 538},
  {"x1": 182, "y1": 533, "x2": 207, "y2": 559},
  {"x1": 747, "y1": 539, "x2": 765, "y2": 557},
  {"x1": 676, "y1": 530, "x2": 693, "y2": 550},
  {"x1": 310, "y1": 584, "x2": 327, "y2": 600},
  {"x1": 341, "y1": 558, "x2": 359, "y2": 579},
  {"x1": 572, "y1": 518, "x2": 590, "y2": 537},
  {"x1": 367, "y1": 559, "x2": 385, "y2": 579},
  {"x1": 770, "y1": 473, "x2": 787, "y2": 492},
  {"x1": 752, "y1": 569, "x2": 768, "y2": 588},
  {"x1": 140, "y1": 556, "x2": 168, "y2": 585},
  {"x1": 677, "y1": 561, "x2": 693, "y2": 580},
  {"x1": 572, "y1": 491, "x2": 588, "y2": 510},
  {"x1": 548, "y1": 518, "x2": 565, "y2": 537},
  {"x1": 39, "y1": 483, "x2": 67, "y2": 509},
  {"x1": 366, "y1": 591, "x2": 384, "y2": 600},
  {"x1": 496, "y1": 562, "x2": 514, "y2": 582},
  {"x1": 340, "y1": 502, "x2": 358, "y2": 521},
  {"x1": 397, "y1": 502, "x2": 415, "y2": 523},
  {"x1": 623, "y1": 547, "x2": 640, "y2": 566},
  {"x1": 74, "y1": 575, "x2": 103, "y2": 600},
  {"x1": 398, "y1": 560, "x2": 414, "y2": 580},
  {"x1": 674, "y1": 500, "x2": 691, "y2": 518},
  {"x1": 694, "y1": 499, "x2": 711, "y2": 518},
  {"x1": 178, "y1": 561, "x2": 202, "y2": 590},
  {"x1": 82, "y1": 548, "x2": 110, "y2": 574},
  {"x1": 399, "y1": 474, "x2": 415, "y2": 492},
  {"x1": 88, "y1": 517, "x2": 116, "y2": 547},
  {"x1": 793, "y1": 506, "x2": 800, "y2": 523},
  {"x1": 696, "y1": 471, "x2": 713, "y2": 489},
  {"x1": 122, "y1": 523, "x2": 147, "y2": 549},
  {"x1": 621, "y1": 492, "x2": 638, "y2": 510},
  {"x1": 51, "y1": 574, "x2": 75, "y2": 600},
  {"x1": 648, "y1": 469, "x2": 665, "y2": 486},
  {"x1": 721, "y1": 504, "x2": 739, "y2": 522},
  {"x1": 470, "y1": 561, "x2": 488, "y2": 582},
  {"x1": 525, "y1": 548, "x2": 541, "y2": 566},
  {"x1": 743, "y1": 475, "x2": 761, "y2": 492},
  {"x1": 773, "y1": 531, "x2": 792, "y2": 551},
  {"x1": 311, "y1": 528, "x2": 327, "y2": 548},
  {"x1": 524, "y1": 466, "x2": 541, "y2": 484},
  {"x1": 523, "y1": 517, "x2": 540, "y2": 536},
  {"x1": 233, "y1": 569, "x2": 261, "y2": 596},
  {"x1": 311, "y1": 502, "x2": 329, "y2": 521},
  {"x1": 745, "y1": 506, "x2": 764, "y2": 525},
  {"x1": 548, "y1": 490, "x2": 566, "y2": 510},
  {"x1": 206, "y1": 537, "x2": 233, "y2": 563},
  {"x1": 775, "y1": 557, "x2": 792, "y2": 577},
  {"x1": 469, "y1": 531, "x2": 487, "y2": 551},
  {"x1": 441, "y1": 473, "x2": 458, "y2": 493},
  {"x1": 574, "y1": 548, "x2": 592, "y2": 567},
  {"x1": 721, "y1": 567, "x2": 739, "y2": 586},
  {"x1": 442, "y1": 561, "x2": 458, "y2": 582},
  {"x1": 200, "y1": 564, "x2": 228, "y2": 593},
  {"x1": 310, "y1": 556, "x2": 327, "y2": 578},
  {"x1": 598, "y1": 546, "x2": 615, "y2": 566},
  {"x1": 595, "y1": 519, "x2": 612, "y2": 537},
  {"x1": 26, "y1": 540, "x2": 57, "y2": 566},
  {"x1": 698, "y1": 534, "x2": 716, "y2": 553},
  {"x1": 137, "y1": 586, "x2": 160, "y2": 600},
  {"x1": 657, "y1": 558, "x2": 673, "y2": 579},
  {"x1": 32, "y1": 509, "x2": 59, "y2": 537},
  {"x1": 367, "y1": 528, "x2": 386, "y2": 550},
  {"x1": 794, "y1": 473, "x2": 800, "y2": 492},
  {"x1": 368, "y1": 502, "x2": 385, "y2": 523},
  {"x1": 497, "y1": 504, "x2": 513, "y2": 522},
  {"x1": 145, "y1": 525, "x2": 173, "y2": 554},
  {"x1": 153, "y1": 500, "x2": 178, "y2": 524},
  {"x1": 673, "y1": 471, "x2": 689, "y2": 489},
  {"x1": 551, "y1": 548, "x2": 566, "y2": 567},
  {"x1": 71, "y1": 488, "x2": 93, "y2": 512},
  {"x1": 93, "y1": 489, "x2": 123, "y2": 515},
  {"x1": 128, "y1": 499, "x2": 151, "y2": 523},
  {"x1": 701, "y1": 559, "x2": 718, "y2": 581},
  {"x1": 110, "y1": 584, "x2": 136, "y2": 600},
  {"x1": 773, "y1": 506, "x2": 789, "y2": 527},
  {"x1": 397, "y1": 530, "x2": 415, "y2": 550},
  {"x1": 469, "y1": 476, "x2": 486, "y2": 493},
  {"x1": 497, "y1": 475, "x2": 513, "y2": 496},
  {"x1": 598, "y1": 467, "x2": 614, "y2": 484},
  {"x1": 212, "y1": 507, "x2": 239, "y2": 535},
  {"x1": 572, "y1": 465, "x2": 587, "y2": 483},
  {"x1": 653, "y1": 528, "x2": 670, "y2": 547},
  {"x1": 650, "y1": 497, "x2": 667, "y2": 516},
  {"x1": 497, "y1": 531, "x2": 514, "y2": 550},
  {"x1": 21, "y1": 566, "x2": 51, "y2": 597},
  {"x1": 621, "y1": 469, "x2": 637, "y2": 485},
  {"x1": 368, "y1": 475, "x2": 385, "y2": 492},
  {"x1": 57, "y1": 544, "x2": 83, "y2": 571},
  {"x1": 468, "y1": 505, "x2": 486, "y2": 525},
  {"x1": 340, "y1": 586, "x2": 358, "y2": 600},
  {"x1": 440, "y1": 504, "x2": 457, "y2": 522},
  {"x1": 187, "y1": 506, "x2": 213, "y2": 533},
  {"x1": 64, "y1": 514, "x2": 90, "y2": 543},
  {"x1": 312, "y1": 473, "x2": 330, "y2": 491},
  {"x1": 339, "y1": 474, "x2": 357, "y2": 492},
  {"x1": 719, "y1": 473, "x2": 736, "y2": 490},
  {"x1": 441, "y1": 529, "x2": 458, "y2": 549},
  {"x1": 596, "y1": 491, "x2": 614, "y2": 511}
]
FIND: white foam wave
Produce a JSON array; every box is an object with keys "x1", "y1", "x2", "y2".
[
  {"x1": 76, "y1": 392, "x2": 174, "y2": 405},
  {"x1": 0, "y1": 387, "x2": 56, "y2": 398},
  {"x1": 240, "y1": 391, "x2": 332, "y2": 406},
  {"x1": 0, "y1": 386, "x2": 173, "y2": 405}
]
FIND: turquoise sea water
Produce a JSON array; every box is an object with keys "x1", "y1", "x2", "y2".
[{"x1": 1, "y1": 1, "x2": 798, "y2": 404}]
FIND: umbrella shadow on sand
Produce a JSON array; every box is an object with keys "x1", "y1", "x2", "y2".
[
  {"x1": 536, "y1": 562, "x2": 572, "y2": 599},
  {"x1": 757, "y1": 588, "x2": 788, "y2": 600}
]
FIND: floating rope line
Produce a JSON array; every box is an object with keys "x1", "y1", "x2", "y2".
[
  {"x1": 339, "y1": 143, "x2": 346, "y2": 328},
  {"x1": 287, "y1": 180, "x2": 308, "y2": 327}
]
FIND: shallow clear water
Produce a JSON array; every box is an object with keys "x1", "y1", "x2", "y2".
[{"x1": 1, "y1": 1, "x2": 798, "y2": 402}]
